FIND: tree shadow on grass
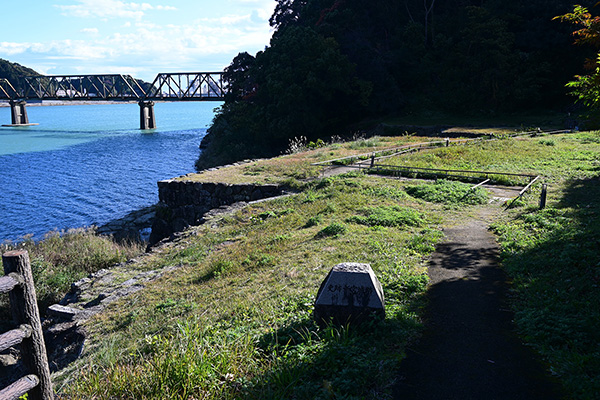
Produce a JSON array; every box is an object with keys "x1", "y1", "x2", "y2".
[
  {"x1": 238, "y1": 312, "x2": 418, "y2": 399},
  {"x1": 491, "y1": 177, "x2": 600, "y2": 398}
]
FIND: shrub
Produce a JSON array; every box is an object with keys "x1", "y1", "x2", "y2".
[
  {"x1": 304, "y1": 215, "x2": 322, "y2": 228},
  {"x1": 406, "y1": 179, "x2": 488, "y2": 205},
  {"x1": 317, "y1": 222, "x2": 347, "y2": 237}
]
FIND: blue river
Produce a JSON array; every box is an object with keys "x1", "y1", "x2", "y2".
[{"x1": 0, "y1": 102, "x2": 219, "y2": 243}]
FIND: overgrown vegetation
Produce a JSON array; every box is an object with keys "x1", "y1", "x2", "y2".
[
  {"x1": 405, "y1": 179, "x2": 489, "y2": 206},
  {"x1": 61, "y1": 173, "x2": 471, "y2": 399},
  {"x1": 4, "y1": 132, "x2": 598, "y2": 398},
  {"x1": 0, "y1": 228, "x2": 142, "y2": 326}
]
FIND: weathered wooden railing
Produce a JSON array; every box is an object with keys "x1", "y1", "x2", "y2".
[{"x1": 1, "y1": 250, "x2": 53, "y2": 400}]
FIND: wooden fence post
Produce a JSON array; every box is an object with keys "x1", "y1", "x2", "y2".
[{"x1": 2, "y1": 250, "x2": 53, "y2": 400}]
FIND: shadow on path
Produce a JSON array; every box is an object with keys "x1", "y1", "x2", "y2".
[{"x1": 393, "y1": 210, "x2": 565, "y2": 400}]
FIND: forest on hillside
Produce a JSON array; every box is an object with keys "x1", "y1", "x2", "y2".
[
  {"x1": 197, "y1": 0, "x2": 598, "y2": 169},
  {"x1": 0, "y1": 58, "x2": 39, "y2": 83}
]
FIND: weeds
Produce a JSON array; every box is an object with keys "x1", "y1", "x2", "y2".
[
  {"x1": 0, "y1": 228, "x2": 142, "y2": 321},
  {"x1": 346, "y1": 206, "x2": 424, "y2": 228},
  {"x1": 316, "y1": 222, "x2": 347, "y2": 238},
  {"x1": 406, "y1": 179, "x2": 488, "y2": 206},
  {"x1": 66, "y1": 174, "x2": 442, "y2": 399}
]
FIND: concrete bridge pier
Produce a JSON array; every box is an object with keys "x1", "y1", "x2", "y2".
[
  {"x1": 139, "y1": 101, "x2": 156, "y2": 130},
  {"x1": 10, "y1": 100, "x2": 29, "y2": 125}
]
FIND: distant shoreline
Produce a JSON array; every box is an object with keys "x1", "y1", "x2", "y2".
[{"x1": 0, "y1": 100, "x2": 139, "y2": 107}]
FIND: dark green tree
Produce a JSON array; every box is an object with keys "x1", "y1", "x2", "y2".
[
  {"x1": 555, "y1": 5, "x2": 600, "y2": 113},
  {"x1": 198, "y1": 0, "x2": 593, "y2": 169},
  {"x1": 222, "y1": 52, "x2": 256, "y2": 103}
]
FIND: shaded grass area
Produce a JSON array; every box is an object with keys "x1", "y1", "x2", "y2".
[
  {"x1": 377, "y1": 131, "x2": 600, "y2": 397},
  {"x1": 0, "y1": 228, "x2": 143, "y2": 328},
  {"x1": 491, "y1": 180, "x2": 600, "y2": 399},
  {"x1": 62, "y1": 174, "x2": 468, "y2": 399}
]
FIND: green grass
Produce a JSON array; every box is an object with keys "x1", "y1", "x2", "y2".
[
  {"x1": 490, "y1": 185, "x2": 600, "y2": 398},
  {"x1": 12, "y1": 131, "x2": 600, "y2": 398},
  {"x1": 346, "y1": 205, "x2": 425, "y2": 228},
  {"x1": 405, "y1": 179, "x2": 489, "y2": 206},
  {"x1": 383, "y1": 132, "x2": 600, "y2": 184},
  {"x1": 64, "y1": 173, "x2": 461, "y2": 399},
  {"x1": 0, "y1": 228, "x2": 142, "y2": 326}
]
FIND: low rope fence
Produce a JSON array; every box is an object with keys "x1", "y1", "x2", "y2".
[{"x1": 1, "y1": 250, "x2": 53, "y2": 400}]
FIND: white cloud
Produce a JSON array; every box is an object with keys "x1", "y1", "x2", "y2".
[
  {"x1": 0, "y1": 42, "x2": 30, "y2": 56},
  {"x1": 55, "y1": 0, "x2": 176, "y2": 20},
  {"x1": 81, "y1": 28, "x2": 99, "y2": 34},
  {"x1": 2, "y1": 1, "x2": 276, "y2": 81},
  {"x1": 217, "y1": 14, "x2": 252, "y2": 25}
]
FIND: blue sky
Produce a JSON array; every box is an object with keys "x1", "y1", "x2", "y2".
[{"x1": 0, "y1": 0, "x2": 276, "y2": 82}]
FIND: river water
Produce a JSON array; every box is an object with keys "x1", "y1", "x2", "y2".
[{"x1": 0, "y1": 101, "x2": 219, "y2": 243}]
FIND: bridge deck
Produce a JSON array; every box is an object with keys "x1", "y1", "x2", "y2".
[{"x1": 0, "y1": 72, "x2": 225, "y2": 102}]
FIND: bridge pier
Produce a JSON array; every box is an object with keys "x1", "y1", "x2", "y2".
[
  {"x1": 139, "y1": 101, "x2": 156, "y2": 130},
  {"x1": 10, "y1": 100, "x2": 29, "y2": 125}
]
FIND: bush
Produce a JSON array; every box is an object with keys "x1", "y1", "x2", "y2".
[
  {"x1": 317, "y1": 222, "x2": 347, "y2": 237},
  {"x1": 406, "y1": 179, "x2": 488, "y2": 205}
]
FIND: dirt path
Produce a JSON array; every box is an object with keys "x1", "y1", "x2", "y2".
[{"x1": 393, "y1": 197, "x2": 565, "y2": 400}]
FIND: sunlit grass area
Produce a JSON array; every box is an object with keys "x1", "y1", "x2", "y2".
[
  {"x1": 60, "y1": 173, "x2": 488, "y2": 399},
  {"x1": 177, "y1": 134, "x2": 451, "y2": 185},
  {"x1": 380, "y1": 132, "x2": 600, "y2": 184},
  {"x1": 6, "y1": 131, "x2": 599, "y2": 398},
  {"x1": 0, "y1": 228, "x2": 143, "y2": 327}
]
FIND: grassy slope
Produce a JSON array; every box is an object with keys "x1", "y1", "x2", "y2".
[
  {"x1": 384, "y1": 131, "x2": 600, "y2": 398},
  {"x1": 48, "y1": 131, "x2": 600, "y2": 398},
  {"x1": 66, "y1": 173, "x2": 471, "y2": 399}
]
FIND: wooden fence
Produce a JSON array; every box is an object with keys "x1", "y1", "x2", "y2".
[{"x1": 1, "y1": 250, "x2": 53, "y2": 400}]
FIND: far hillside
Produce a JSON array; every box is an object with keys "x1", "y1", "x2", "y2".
[{"x1": 0, "y1": 58, "x2": 40, "y2": 83}]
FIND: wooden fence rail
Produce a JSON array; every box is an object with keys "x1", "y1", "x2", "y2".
[{"x1": 1, "y1": 250, "x2": 53, "y2": 400}]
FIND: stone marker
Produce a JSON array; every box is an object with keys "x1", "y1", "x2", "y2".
[{"x1": 314, "y1": 263, "x2": 385, "y2": 326}]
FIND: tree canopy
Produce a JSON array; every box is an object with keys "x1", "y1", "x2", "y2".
[
  {"x1": 0, "y1": 58, "x2": 39, "y2": 83},
  {"x1": 555, "y1": 4, "x2": 600, "y2": 119},
  {"x1": 197, "y1": 0, "x2": 596, "y2": 169}
]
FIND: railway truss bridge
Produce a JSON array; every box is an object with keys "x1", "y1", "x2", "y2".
[{"x1": 0, "y1": 72, "x2": 225, "y2": 129}]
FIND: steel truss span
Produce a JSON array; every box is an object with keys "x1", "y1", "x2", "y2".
[
  {"x1": 0, "y1": 72, "x2": 225, "y2": 129},
  {"x1": 0, "y1": 72, "x2": 225, "y2": 102}
]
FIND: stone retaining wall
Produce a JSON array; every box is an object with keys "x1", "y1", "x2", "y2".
[{"x1": 149, "y1": 179, "x2": 284, "y2": 245}]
